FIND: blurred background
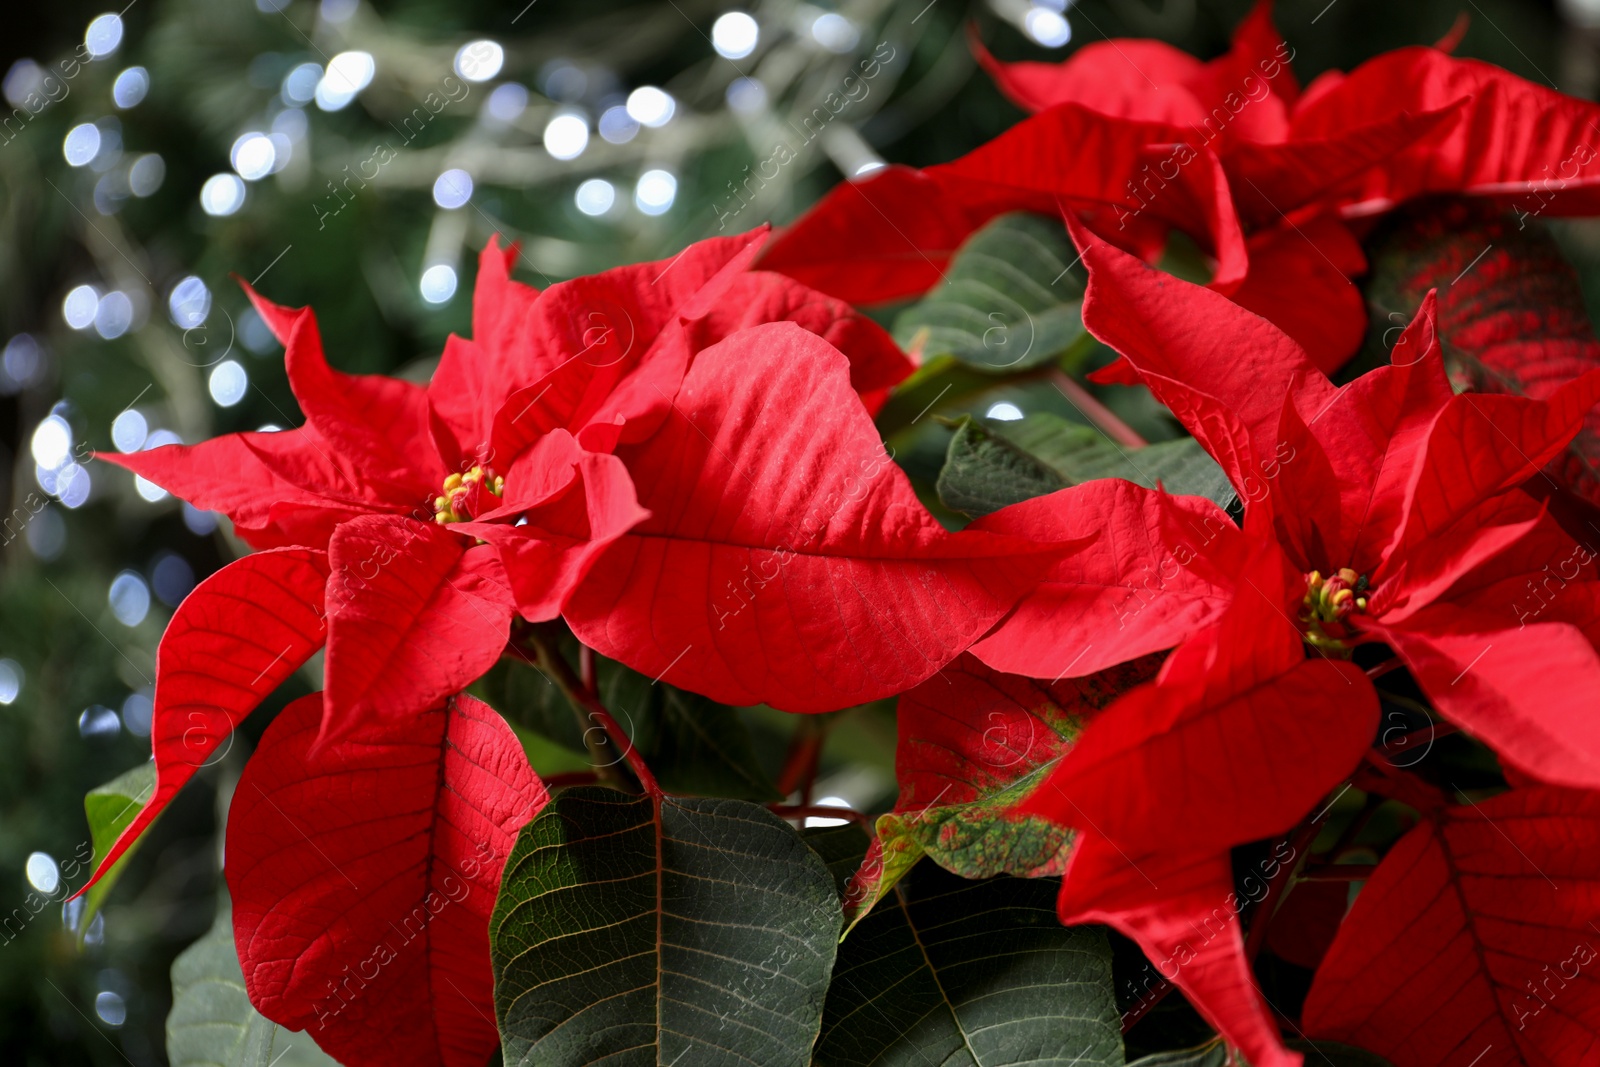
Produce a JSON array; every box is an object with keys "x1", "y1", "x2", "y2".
[{"x1": 0, "y1": 0, "x2": 1591, "y2": 1061}]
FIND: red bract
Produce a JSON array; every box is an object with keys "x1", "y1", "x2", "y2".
[
  {"x1": 774, "y1": 1, "x2": 1600, "y2": 373},
  {"x1": 1072, "y1": 220, "x2": 1600, "y2": 789},
  {"x1": 1304, "y1": 787, "x2": 1600, "y2": 1067},
  {"x1": 84, "y1": 230, "x2": 920, "y2": 893},
  {"x1": 1013, "y1": 532, "x2": 1376, "y2": 1067},
  {"x1": 563, "y1": 321, "x2": 1070, "y2": 711},
  {"x1": 228, "y1": 692, "x2": 547, "y2": 1067}
]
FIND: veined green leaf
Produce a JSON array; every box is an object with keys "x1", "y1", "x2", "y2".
[
  {"x1": 893, "y1": 214, "x2": 1090, "y2": 373},
  {"x1": 939, "y1": 412, "x2": 1236, "y2": 517},
  {"x1": 815, "y1": 856, "x2": 1124, "y2": 1066},
  {"x1": 490, "y1": 786, "x2": 841, "y2": 1067}
]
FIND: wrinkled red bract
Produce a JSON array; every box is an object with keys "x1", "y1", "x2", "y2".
[
  {"x1": 565, "y1": 322, "x2": 1067, "y2": 711},
  {"x1": 228, "y1": 692, "x2": 547, "y2": 1067},
  {"x1": 1305, "y1": 788, "x2": 1600, "y2": 1066},
  {"x1": 1071, "y1": 219, "x2": 1600, "y2": 790}
]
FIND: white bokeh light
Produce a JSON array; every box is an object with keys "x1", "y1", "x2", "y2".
[
  {"x1": 597, "y1": 105, "x2": 638, "y2": 144},
  {"x1": 31, "y1": 415, "x2": 72, "y2": 470},
  {"x1": 420, "y1": 265, "x2": 458, "y2": 305},
  {"x1": 712, "y1": 12, "x2": 760, "y2": 59},
  {"x1": 542, "y1": 113, "x2": 589, "y2": 161},
  {"x1": 134, "y1": 475, "x2": 168, "y2": 503},
  {"x1": 109, "y1": 571, "x2": 151, "y2": 627},
  {"x1": 454, "y1": 40, "x2": 504, "y2": 83},
  {"x1": 575, "y1": 178, "x2": 615, "y2": 216},
  {"x1": 986, "y1": 401, "x2": 1025, "y2": 421},
  {"x1": 63, "y1": 285, "x2": 101, "y2": 329},
  {"x1": 128, "y1": 153, "x2": 165, "y2": 196},
  {"x1": 1023, "y1": 7, "x2": 1072, "y2": 47},
  {"x1": 26, "y1": 853, "x2": 59, "y2": 894},
  {"x1": 0, "y1": 660, "x2": 20, "y2": 705},
  {"x1": 112, "y1": 66, "x2": 148, "y2": 108},
  {"x1": 208, "y1": 360, "x2": 248, "y2": 407},
  {"x1": 94, "y1": 291, "x2": 133, "y2": 339},
  {"x1": 111, "y1": 409, "x2": 148, "y2": 452},
  {"x1": 726, "y1": 77, "x2": 768, "y2": 115},
  {"x1": 85, "y1": 13, "x2": 124, "y2": 59},
  {"x1": 230, "y1": 132, "x2": 277, "y2": 180},
  {"x1": 95, "y1": 991, "x2": 126, "y2": 1027},
  {"x1": 168, "y1": 276, "x2": 211, "y2": 329},
  {"x1": 811, "y1": 12, "x2": 859, "y2": 52},
  {"x1": 63, "y1": 123, "x2": 101, "y2": 167},
  {"x1": 282, "y1": 62, "x2": 322, "y2": 105},
  {"x1": 55, "y1": 463, "x2": 91, "y2": 508},
  {"x1": 484, "y1": 83, "x2": 528, "y2": 125},
  {"x1": 200, "y1": 173, "x2": 246, "y2": 216},
  {"x1": 803, "y1": 796, "x2": 853, "y2": 828},
  {"x1": 634, "y1": 169, "x2": 677, "y2": 215},
  {"x1": 315, "y1": 51, "x2": 375, "y2": 111},
  {"x1": 625, "y1": 86, "x2": 675, "y2": 128},
  {"x1": 432, "y1": 168, "x2": 474, "y2": 209}
]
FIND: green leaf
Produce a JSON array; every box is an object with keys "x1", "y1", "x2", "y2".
[
  {"x1": 167, "y1": 899, "x2": 339, "y2": 1067},
  {"x1": 78, "y1": 761, "x2": 156, "y2": 947},
  {"x1": 801, "y1": 823, "x2": 875, "y2": 901},
  {"x1": 814, "y1": 858, "x2": 1124, "y2": 1066},
  {"x1": 473, "y1": 656, "x2": 588, "y2": 755},
  {"x1": 937, "y1": 415, "x2": 1068, "y2": 516},
  {"x1": 1283, "y1": 1040, "x2": 1396, "y2": 1066},
  {"x1": 490, "y1": 786, "x2": 841, "y2": 1067},
  {"x1": 893, "y1": 213, "x2": 1090, "y2": 372},
  {"x1": 599, "y1": 664, "x2": 780, "y2": 802},
  {"x1": 939, "y1": 411, "x2": 1236, "y2": 517},
  {"x1": 1126, "y1": 1046, "x2": 1227, "y2": 1067}
]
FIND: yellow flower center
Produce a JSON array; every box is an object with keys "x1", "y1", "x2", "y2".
[
  {"x1": 433, "y1": 465, "x2": 504, "y2": 525},
  {"x1": 1300, "y1": 568, "x2": 1369, "y2": 651}
]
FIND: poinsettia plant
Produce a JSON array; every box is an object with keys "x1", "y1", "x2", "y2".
[{"x1": 78, "y1": 4, "x2": 1600, "y2": 1067}]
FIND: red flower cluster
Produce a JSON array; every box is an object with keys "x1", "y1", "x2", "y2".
[
  {"x1": 81, "y1": 231, "x2": 1069, "y2": 1064},
  {"x1": 81, "y1": 7, "x2": 1600, "y2": 1066},
  {"x1": 764, "y1": 0, "x2": 1600, "y2": 374}
]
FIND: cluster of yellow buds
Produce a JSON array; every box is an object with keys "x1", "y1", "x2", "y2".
[
  {"x1": 1300, "y1": 567, "x2": 1370, "y2": 652},
  {"x1": 433, "y1": 466, "x2": 505, "y2": 525},
  {"x1": 1304, "y1": 568, "x2": 1369, "y2": 622}
]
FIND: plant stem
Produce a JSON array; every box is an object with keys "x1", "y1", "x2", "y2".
[
  {"x1": 526, "y1": 626, "x2": 660, "y2": 796},
  {"x1": 776, "y1": 716, "x2": 829, "y2": 804},
  {"x1": 1049, "y1": 369, "x2": 1148, "y2": 449},
  {"x1": 1299, "y1": 864, "x2": 1377, "y2": 882}
]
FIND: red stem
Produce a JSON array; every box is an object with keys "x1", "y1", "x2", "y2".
[
  {"x1": 1243, "y1": 813, "x2": 1324, "y2": 964},
  {"x1": 776, "y1": 717, "x2": 828, "y2": 804},
  {"x1": 1049, "y1": 369, "x2": 1148, "y2": 449},
  {"x1": 527, "y1": 626, "x2": 661, "y2": 797},
  {"x1": 579, "y1": 644, "x2": 596, "y2": 691}
]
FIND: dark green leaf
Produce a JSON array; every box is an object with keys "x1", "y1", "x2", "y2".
[
  {"x1": 600, "y1": 665, "x2": 780, "y2": 801},
  {"x1": 167, "y1": 899, "x2": 339, "y2": 1067},
  {"x1": 937, "y1": 415, "x2": 1069, "y2": 515},
  {"x1": 491, "y1": 786, "x2": 841, "y2": 1067},
  {"x1": 78, "y1": 761, "x2": 156, "y2": 948},
  {"x1": 815, "y1": 860, "x2": 1124, "y2": 1066},
  {"x1": 939, "y1": 411, "x2": 1236, "y2": 517},
  {"x1": 801, "y1": 823, "x2": 874, "y2": 902},
  {"x1": 1126, "y1": 1046, "x2": 1226, "y2": 1067},
  {"x1": 894, "y1": 214, "x2": 1090, "y2": 372}
]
